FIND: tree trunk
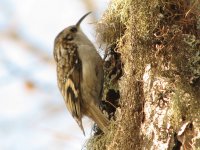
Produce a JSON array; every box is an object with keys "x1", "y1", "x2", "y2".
[{"x1": 86, "y1": 0, "x2": 200, "y2": 149}]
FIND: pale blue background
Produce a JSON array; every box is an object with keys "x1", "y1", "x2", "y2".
[{"x1": 0, "y1": 0, "x2": 109, "y2": 149}]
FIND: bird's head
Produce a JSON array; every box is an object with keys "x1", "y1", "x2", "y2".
[{"x1": 55, "y1": 12, "x2": 92, "y2": 44}]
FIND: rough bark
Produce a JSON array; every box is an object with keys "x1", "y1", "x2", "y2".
[{"x1": 86, "y1": 0, "x2": 200, "y2": 149}]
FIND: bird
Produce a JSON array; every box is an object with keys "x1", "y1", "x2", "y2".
[{"x1": 53, "y1": 12, "x2": 109, "y2": 135}]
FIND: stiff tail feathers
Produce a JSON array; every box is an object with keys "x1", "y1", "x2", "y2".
[
  {"x1": 87, "y1": 103, "x2": 109, "y2": 133},
  {"x1": 75, "y1": 118, "x2": 85, "y2": 135}
]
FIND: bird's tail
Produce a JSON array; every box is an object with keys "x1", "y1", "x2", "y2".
[{"x1": 86, "y1": 102, "x2": 109, "y2": 133}]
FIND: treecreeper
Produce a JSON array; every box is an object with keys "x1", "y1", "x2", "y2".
[{"x1": 53, "y1": 12, "x2": 109, "y2": 135}]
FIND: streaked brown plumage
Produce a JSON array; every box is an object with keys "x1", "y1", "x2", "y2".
[{"x1": 53, "y1": 12, "x2": 109, "y2": 134}]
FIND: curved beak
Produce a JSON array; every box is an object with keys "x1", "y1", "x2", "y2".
[{"x1": 76, "y1": 12, "x2": 92, "y2": 28}]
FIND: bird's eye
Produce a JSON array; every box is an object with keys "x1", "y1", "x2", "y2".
[
  {"x1": 70, "y1": 27, "x2": 77, "y2": 32},
  {"x1": 64, "y1": 34, "x2": 73, "y2": 41}
]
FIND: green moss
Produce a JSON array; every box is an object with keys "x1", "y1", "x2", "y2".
[
  {"x1": 85, "y1": 120, "x2": 117, "y2": 150},
  {"x1": 87, "y1": 0, "x2": 200, "y2": 149},
  {"x1": 96, "y1": 0, "x2": 131, "y2": 44}
]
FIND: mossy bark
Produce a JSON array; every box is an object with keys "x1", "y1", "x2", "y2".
[{"x1": 86, "y1": 0, "x2": 200, "y2": 149}]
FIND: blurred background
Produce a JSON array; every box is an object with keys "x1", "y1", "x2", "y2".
[{"x1": 0, "y1": 0, "x2": 110, "y2": 149}]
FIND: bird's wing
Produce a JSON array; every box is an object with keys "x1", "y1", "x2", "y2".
[{"x1": 56, "y1": 42, "x2": 85, "y2": 134}]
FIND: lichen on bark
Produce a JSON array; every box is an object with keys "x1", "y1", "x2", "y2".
[{"x1": 85, "y1": 0, "x2": 200, "y2": 149}]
